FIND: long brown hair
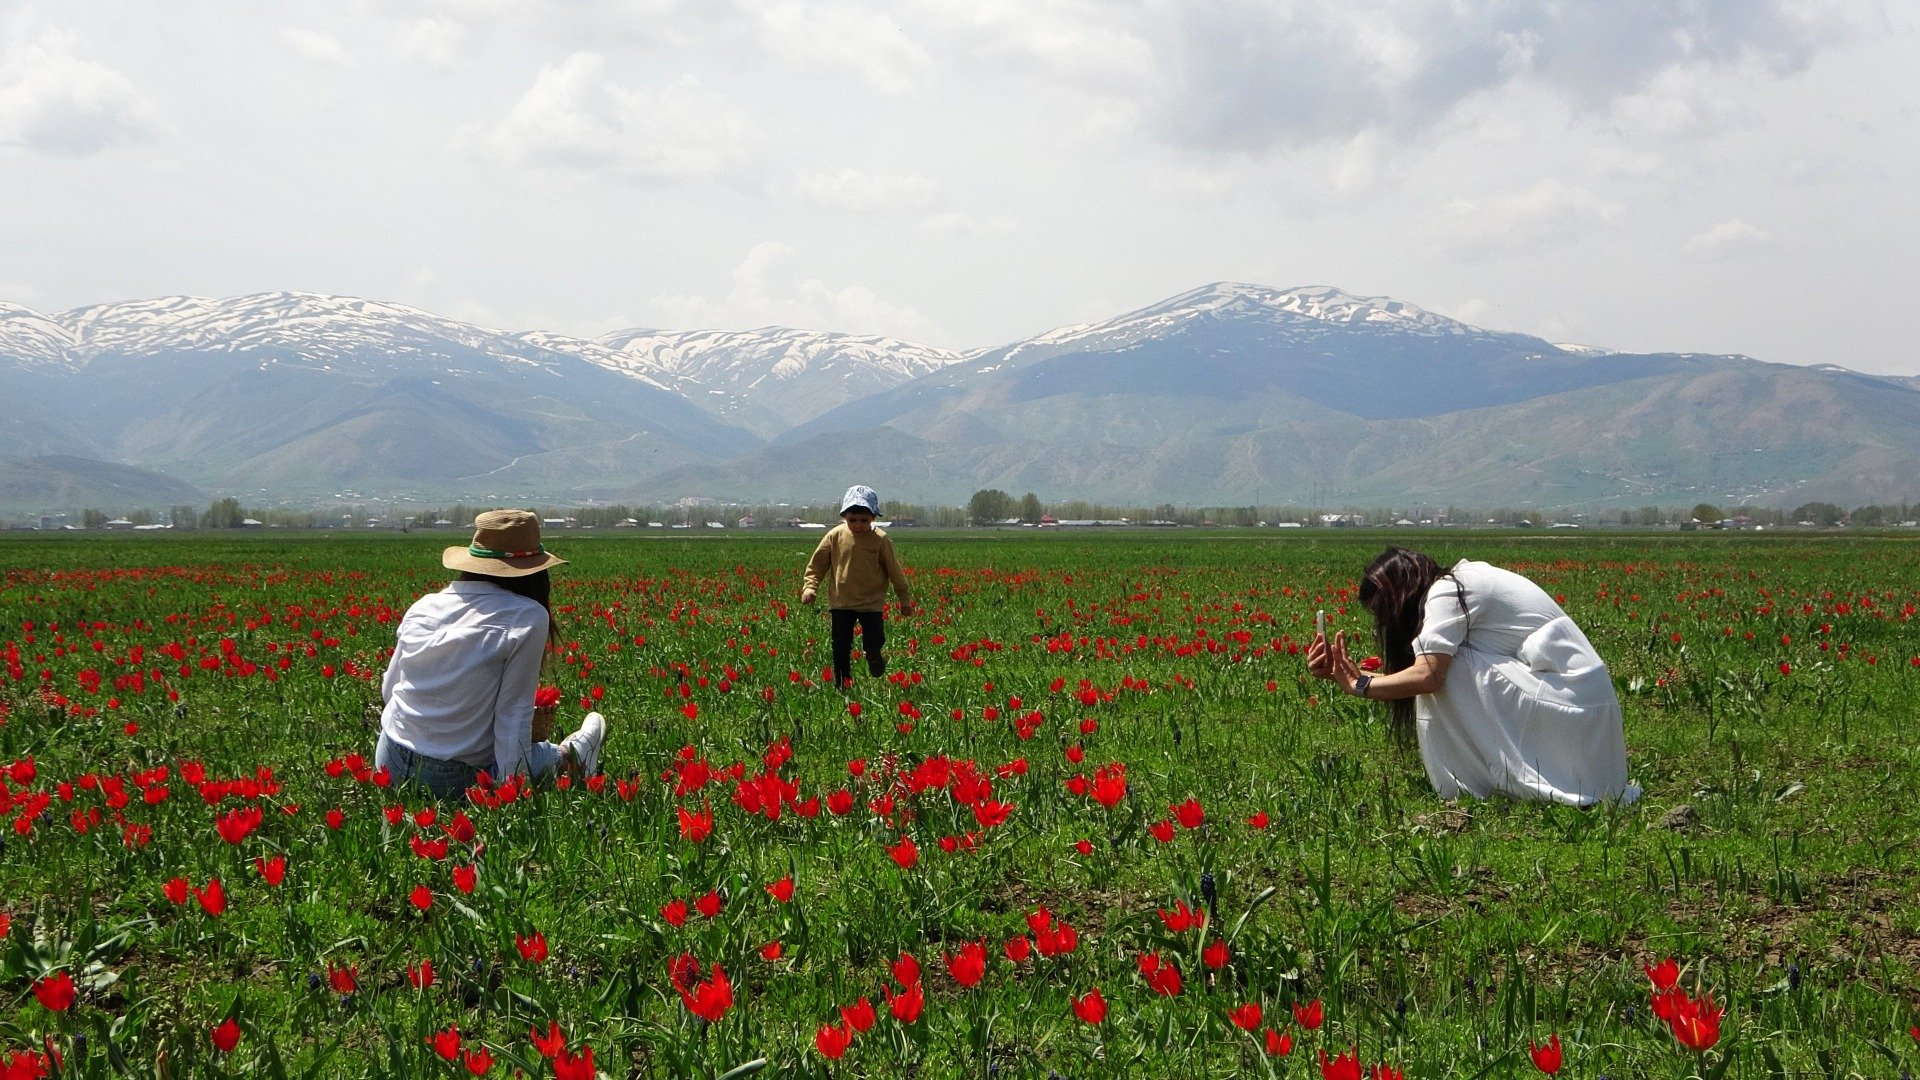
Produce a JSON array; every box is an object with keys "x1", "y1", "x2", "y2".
[{"x1": 1357, "y1": 548, "x2": 1462, "y2": 744}]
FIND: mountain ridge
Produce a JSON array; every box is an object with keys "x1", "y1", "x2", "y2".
[{"x1": 2, "y1": 284, "x2": 1914, "y2": 512}]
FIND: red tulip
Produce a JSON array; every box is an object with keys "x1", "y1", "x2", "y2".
[
  {"x1": 1171, "y1": 798, "x2": 1205, "y2": 829},
  {"x1": 1669, "y1": 995, "x2": 1724, "y2": 1052},
  {"x1": 945, "y1": 941, "x2": 987, "y2": 988},
  {"x1": 815, "y1": 1022, "x2": 852, "y2": 1059},
  {"x1": 892, "y1": 952, "x2": 921, "y2": 987},
  {"x1": 1529, "y1": 1033, "x2": 1562, "y2": 1073},
  {"x1": 529, "y1": 1021, "x2": 566, "y2": 1059},
  {"x1": 193, "y1": 878, "x2": 227, "y2": 916},
  {"x1": 409, "y1": 885, "x2": 433, "y2": 911},
  {"x1": 516, "y1": 931, "x2": 548, "y2": 964},
  {"x1": 1644, "y1": 957, "x2": 1679, "y2": 990},
  {"x1": 1148, "y1": 819, "x2": 1176, "y2": 843},
  {"x1": 885, "y1": 977, "x2": 924, "y2": 1023},
  {"x1": 1203, "y1": 938, "x2": 1229, "y2": 970},
  {"x1": 1137, "y1": 951, "x2": 1182, "y2": 996},
  {"x1": 163, "y1": 876, "x2": 190, "y2": 904},
  {"x1": 694, "y1": 890, "x2": 722, "y2": 919},
  {"x1": 677, "y1": 801, "x2": 714, "y2": 843},
  {"x1": 1319, "y1": 1047, "x2": 1361, "y2": 1080},
  {"x1": 841, "y1": 996, "x2": 876, "y2": 1033},
  {"x1": 407, "y1": 958, "x2": 435, "y2": 989},
  {"x1": 679, "y1": 963, "x2": 734, "y2": 1022},
  {"x1": 1072, "y1": 987, "x2": 1107, "y2": 1024},
  {"x1": 1158, "y1": 899, "x2": 1201, "y2": 933},
  {"x1": 210, "y1": 1017, "x2": 241, "y2": 1053},
  {"x1": 254, "y1": 854, "x2": 287, "y2": 885},
  {"x1": 1370, "y1": 1065, "x2": 1405, "y2": 1080},
  {"x1": 553, "y1": 1046, "x2": 594, "y2": 1080},
  {"x1": 759, "y1": 940, "x2": 783, "y2": 961},
  {"x1": 661, "y1": 898, "x2": 689, "y2": 927},
  {"x1": 1294, "y1": 999, "x2": 1324, "y2": 1029},
  {"x1": 1229, "y1": 1002, "x2": 1263, "y2": 1030},
  {"x1": 462, "y1": 1047, "x2": 492, "y2": 1075},
  {"x1": 766, "y1": 875, "x2": 794, "y2": 902},
  {"x1": 1246, "y1": 811, "x2": 1271, "y2": 829},
  {"x1": 429, "y1": 1025, "x2": 461, "y2": 1061},
  {"x1": 1004, "y1": 936, "x2": 1031, "y2": 962},
  {"x1": 33, "y1": 971, "x2": 76, "y2": 1011},
  {"x1": 452, "y1": 864, "x2": 477, "y2": 894},
  {"x1": 1264, "y1": 1028, "x2": 1292, "y2": 1056},
  {"x1": 327, "y1": 964, "x2": 357, "y2": 994},
  {"x1": 887, "y1": 835, "x2": 919, "y2": 869}
]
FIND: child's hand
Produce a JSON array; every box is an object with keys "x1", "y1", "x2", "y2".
[{"x1": 800, "y1": 588, "x2": 817, "y2": 605}]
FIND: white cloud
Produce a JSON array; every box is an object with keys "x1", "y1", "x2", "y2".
[
  {"x1": 911, "y1": 0, "x2": 1154, "y2": 90},
  {"x1": 750, "y1": 1, "x2": 932, "y2": 93},
  {"x1": 281, "y1": 27, "x2": 347, "y2": 65},
  {"x1": 472, "y1": 53, "x2": 752, "y2": 184},
  {"x1": 1146, "y1": 0, "x2": 1850, "y2": 154},
  {"x1": 0, "y1": 26, "x2": 165, "y2": 157},
  {"x1": 786, "y1": 169, "x2": 939, "y2": 213},
  {"x1": 651, "y1": 242, "x2": 943, "y2": 340},
  {"x1": 1430, "y1": 180, "x2": 1623, "y2": 260},
  {"x1": 918, "y1": 210, "x2": 1016, "y2": 237},
  {"x1": 1682, "y1": 219, "x2": 1771, "y2": 259},
  {"x1": 399, "y1": 18, "x2": 467, "y2": 69}
]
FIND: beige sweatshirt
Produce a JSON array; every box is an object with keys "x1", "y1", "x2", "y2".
[{"x1": 803, "y1": 523, "x2": 911, "y2": 611}]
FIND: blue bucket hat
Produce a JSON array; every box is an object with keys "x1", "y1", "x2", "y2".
[{"x1": 839, "y1": 485, "x2": 880, "y2": 516}]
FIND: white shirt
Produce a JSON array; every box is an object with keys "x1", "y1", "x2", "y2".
[
  {"x1": 380, "y1": 580, "x2": 547, "y2": 776},
  {"x1": 1409, "y1": 560, "x2": 1637, "y2": 806}
]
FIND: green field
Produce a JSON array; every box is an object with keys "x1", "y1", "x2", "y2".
[{"x1": 1, "y1": 530, "x2": 1916, "y2": 1078}]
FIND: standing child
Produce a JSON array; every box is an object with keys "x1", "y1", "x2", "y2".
[{"x1": 801, "y1": 485, "x2": 913, "y2": 687}]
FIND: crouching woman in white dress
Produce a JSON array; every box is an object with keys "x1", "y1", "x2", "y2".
[
  {"x1": 1307, "y1": 547, "x2": 1638, "y2": 806},
  {"x1": 376, "y1": 510, "x2": 606, "y2": 800}
]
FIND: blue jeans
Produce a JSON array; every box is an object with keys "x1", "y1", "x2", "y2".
[{"x1": 375, "y1": 731, "x2": 562, "y2": 800}]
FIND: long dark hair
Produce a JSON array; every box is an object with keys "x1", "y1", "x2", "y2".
[{"x1": 1357, "y1": 548, "x2": 1462, "y2": 745}]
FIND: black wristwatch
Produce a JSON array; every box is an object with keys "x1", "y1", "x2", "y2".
[{"x1": 1352, "y1": 675, "x2": 1373, "y2": 698}]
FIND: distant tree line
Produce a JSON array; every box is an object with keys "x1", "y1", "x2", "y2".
[{"x1": 36, "y1": 495, "x2": 1920, "y2": 531}]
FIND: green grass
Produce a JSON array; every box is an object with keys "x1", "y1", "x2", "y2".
[{"x1": 1, "y1": 529, "x2": 1917, "y2": 1078}]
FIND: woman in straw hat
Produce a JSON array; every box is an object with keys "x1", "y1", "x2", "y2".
[{"x1": 375, "y1": 509, "x2": 605, "y2": 799}]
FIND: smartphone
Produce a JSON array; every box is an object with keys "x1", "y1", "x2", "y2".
[{"x1": 1315, "y1": 609, "x2": 1326, "y2": 639}]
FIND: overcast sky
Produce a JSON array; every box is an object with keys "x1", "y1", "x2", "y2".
[{"x1": 3, "y1": 0, "x2": 1916, "y2": 373}]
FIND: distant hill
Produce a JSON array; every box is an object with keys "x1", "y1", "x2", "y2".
[
  {"x1": 0, "y1": 455, "x2": 204, "y2": 510},
  {"x1": 3, "y1": 285, "x2": 1915, "y2": 512}
]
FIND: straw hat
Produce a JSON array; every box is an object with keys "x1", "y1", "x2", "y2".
[{"x1": 442, "y1": 509, "x2": 566, "y2": 578}]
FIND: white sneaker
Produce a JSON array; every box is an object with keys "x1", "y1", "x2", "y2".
[{"x1": 560, "y1": 711, "x2": 605, "y2": 778}]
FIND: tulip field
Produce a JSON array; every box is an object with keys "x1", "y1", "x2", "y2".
[{"x1": 2, "y1": 528, "x2": 1918, "y2": 1079}]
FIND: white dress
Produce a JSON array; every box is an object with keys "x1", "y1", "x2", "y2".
[{"x1": 1410, "y1": 560, "x2": 1639, "y2": 806}]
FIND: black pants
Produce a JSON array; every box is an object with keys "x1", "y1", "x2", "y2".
[{"x1": 830, "y1": 609, "x2": 886, "y2": 685}]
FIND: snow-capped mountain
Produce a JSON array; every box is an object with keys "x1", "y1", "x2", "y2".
[
  {"x1": 1, "y1": 291, "x2": 966, "y2": 440},
  {"x1": 43, "y1": 292, "x2": 693, "y2": 393},
  {"x1": 3, "y1": 283, "x2": 1916, "y2": 510},
  {"x1": 590, "y1": 326, "x2": 967, "y2": 436},
  {"x1": 0, "y1": 302, "x2": 79, "y2": 367},
  {"x1": 1013, "y1": 283, "x2": 1496, "y2": 359}
]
